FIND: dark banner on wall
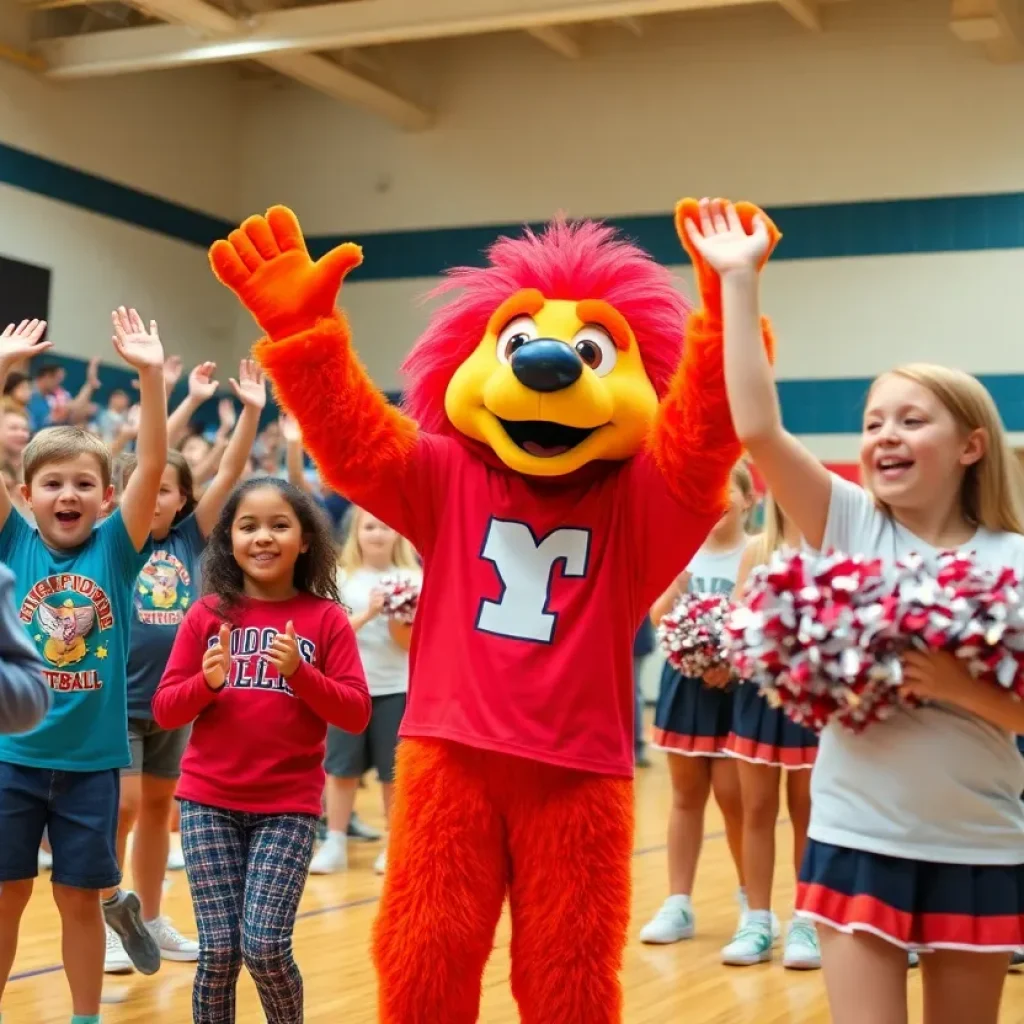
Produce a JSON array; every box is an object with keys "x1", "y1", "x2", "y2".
[{"x1": 0, "y1": 255, "x2": 51, "y2": 333}]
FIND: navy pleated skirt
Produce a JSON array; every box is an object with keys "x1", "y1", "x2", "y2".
[
  {"x1": 796, "y1": 839, "x2": 1024, "y2": 952},
  {"x1": 725, "y1": 682, "x2": 818, "y2": 769},
  {"x1": 651, "y1": 661, "x2": 734, "y2": 757}
]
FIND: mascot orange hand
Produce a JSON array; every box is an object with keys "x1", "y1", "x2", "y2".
[
  {"x1": 675, "y1": 197, "x2": 780, "y2": 322},
  {"x1": 209, "y1": 206, "x2": 363, "y2": 342}
]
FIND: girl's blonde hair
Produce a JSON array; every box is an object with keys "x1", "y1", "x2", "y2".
[
  {"x1": 749, "y1": 491, "x2": 787, "y2": 566},
  {"x1": 731, "y1": 459, "x2": 757, "y2": 532},
  {"x1": 337, "y1": 505, "x2": 419, "y2": 574},
  {"x1": 871, "y1": 364, "x2": 1024, "y2": 535}
]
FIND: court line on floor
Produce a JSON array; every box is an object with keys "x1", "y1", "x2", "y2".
[{"x1": 12, "y1": 819, "x2": 787, "y2": 984}]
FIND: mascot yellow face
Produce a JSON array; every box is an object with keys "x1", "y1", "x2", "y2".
[{"x1": 443, "y1": 288, "x2": 659, "y2": 477}]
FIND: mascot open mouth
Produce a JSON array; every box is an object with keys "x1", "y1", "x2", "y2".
[{"x1": 497, "y1": 418, "x2": 600, "y2": 458}]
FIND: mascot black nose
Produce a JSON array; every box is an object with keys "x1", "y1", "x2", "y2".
[{"x1": 510, "y1": 340, "x2": 583, "y2": 393}]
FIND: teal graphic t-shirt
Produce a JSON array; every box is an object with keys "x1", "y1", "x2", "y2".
[
  {"x1": 0, "y1": 508, "x2": 148, "y2": 771},
  {"x1": 126, "y1": 514, "x2": 205, "y2": 719}
]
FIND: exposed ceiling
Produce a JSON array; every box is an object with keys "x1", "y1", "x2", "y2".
[{"x1": 8, "y1": 0, "x2": 1024, "y2": 130}]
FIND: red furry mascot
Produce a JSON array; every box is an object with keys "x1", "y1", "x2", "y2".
[{"x1": 210, "y1": 198, "x2": 779, "y2": 1023}]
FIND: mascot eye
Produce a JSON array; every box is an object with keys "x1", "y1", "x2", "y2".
[
  {"x1": 496, "y1": 316, "x2": 539, "y2": 364},
  {"x1": 573, "y1": 326, "x2": 617, "y2": 377}
]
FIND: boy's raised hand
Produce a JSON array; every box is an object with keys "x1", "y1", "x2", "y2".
[
  {"x1": 0, "y1": 319, "x2": 51, "y2": 369},
  {"x1": 111, "y1": 307, "x2": 164, "y2": 371},
  {"x1": 229, "y1": 358, "x2": 267, "y2": 410},
  {"x1": 189, "y1": 361, "x2": 220, "y2": 402}
]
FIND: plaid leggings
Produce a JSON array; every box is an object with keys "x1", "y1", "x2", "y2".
[{"x1": 180, "y1": 800, "x2": 318, "y2": 1023}]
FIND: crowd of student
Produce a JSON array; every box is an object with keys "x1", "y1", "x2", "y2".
[{"x1": 0, "y1": 314, "x2": 420, "y2": 1024}]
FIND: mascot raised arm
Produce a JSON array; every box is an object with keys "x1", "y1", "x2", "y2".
[{"x1": 210, "y1": 197, "x2": 779, "y2": 1024}]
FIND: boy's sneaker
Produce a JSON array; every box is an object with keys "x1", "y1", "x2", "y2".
[
  {"x1": 1010, "y1": 948, "x2": 1024, "y2": 969},
  {"x1": 37, "y1": 847, "x2": 52, "y2": 871},
  {"x1": 782, "y1": 920, "x2": 821, "y2": 970},
  {"x1": 908, "y1": 950, "x2": 920, "y2": 968},
  {"x1": 102, "y1": 889, "x2": 161, "y2": 975},
  {"x1": 166, "y1": 842, "x2": 185, "y2": 872},
  {"x1": 373, "y1": 849, "x2": 388, "y2": 875},
  {"x1": 104, "y1": 925, "x2": 133, "y2": 975},
  {"x1": 722, "y1": 916, "x2": 774, "y2": 966},
  {"x1": 347, "y1": 813, "x2": 381, "y2": 842},
  {"x1": 639, "y1": 895, "x2": 695, "y2": 944},
  {"x1": 146, "y1": 916, "x2": 199, "y2": 962},
  {"x1": 309, "y1": 837, "x2": 348, "y2": 875}
]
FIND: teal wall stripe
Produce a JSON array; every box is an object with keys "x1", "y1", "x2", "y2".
[
  {"x1": 314, "y1": 191, "x2": 1024, "y2": 282},
  {"x1": 32, "y1": 353, "x2": 1024, "y2": 438},
  {"x1": 0, "y1": 142, "x2": 232, "y2": 247},
  {"x1": 1, "y1": 142, "x2": 1023, "y2": 278}
]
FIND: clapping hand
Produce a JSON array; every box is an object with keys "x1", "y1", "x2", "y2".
[
  {"x1": 203, "y1": 624, "x2": 232, "y2": 691},
  {"x1": 267, "y1": 621, "x2": 302, "y2": 679}
]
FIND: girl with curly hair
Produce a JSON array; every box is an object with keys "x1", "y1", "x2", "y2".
[{"x1": 153, "y1": 477, "x2": 370, "y2": 1023}]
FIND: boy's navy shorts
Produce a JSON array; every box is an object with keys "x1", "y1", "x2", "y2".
[{"x1": 0, "y1": 762, "x2": 121, "y2": 889}]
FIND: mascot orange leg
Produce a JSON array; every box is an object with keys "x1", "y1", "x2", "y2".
[
  {"x1": 373, "y1": 740, "x2": 634, "y2": 1024},
  {"x1": 372, "y1": 739, "x2": 508, "y2": 1024},
  {"x1": 505, "y1": 758, "x2": 633, "y2": 1024}
]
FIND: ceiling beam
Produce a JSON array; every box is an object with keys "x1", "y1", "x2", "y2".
[
  {"x1": 613, "y1": 16, "x2": 645, "y2": 34},
  {"x1": 115, "y1": 0, "x2": 433, "y2": 129},
  {"x1": 0, "y1": 42, "x2": 47, "y2": 72},
  {"x1": 526, "y1": 24, "x2": 583, "y2": 57},
  {"x1": 259, "y1": 51, "x2": 433, "y2": 129},
  {"x1": 950, "y1": 0, "x2": 1024, "y2": 58},
  {"x1": 776, "y1": 0, "x2": 821, "y2": 30},
  {"x1": 36, "y1": 0, "x2": 768, "y2": 77}
]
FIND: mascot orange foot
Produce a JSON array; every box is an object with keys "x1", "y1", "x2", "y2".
[{"x1": 210, "y1": 198, "x2": 780, "y2": 1024}]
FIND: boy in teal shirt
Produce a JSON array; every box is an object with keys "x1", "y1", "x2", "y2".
[{"x1": 0, "y1": 312, "x2": 168, "y2": 1024}]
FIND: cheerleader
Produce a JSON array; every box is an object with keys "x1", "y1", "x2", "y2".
[
  {"x1": 721, "y1": 492, "x2": 820, "y2": 969},
  {"x1": 689, "y1": 196, "x2": 1024, "y2": 1024},
  {"x1": 640, "y1": 461, "x2": 780, "y2": 944}
]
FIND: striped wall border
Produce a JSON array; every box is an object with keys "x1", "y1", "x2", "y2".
[{"x1": 2, "y1": 142, "x2": 1023, "y2": 281}]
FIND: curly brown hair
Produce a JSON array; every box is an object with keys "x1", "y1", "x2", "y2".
[{"x1": 202, "y1": 476, "x2": 340, "y2": 619}]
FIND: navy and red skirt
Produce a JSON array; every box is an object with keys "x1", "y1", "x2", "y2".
[
  {"x1": 724, "y1": 682, "x2": 818, "y2": 769},
  {"x1": 651, "y1": 661, "x2": 734, "y2": 757},
  {"x1": 796, "y1": 839, "x2": 1024, "y2": 952}
]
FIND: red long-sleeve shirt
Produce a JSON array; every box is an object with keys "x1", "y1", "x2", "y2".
[{"x1": 153, "y1": 593, "x2": 370, "y2": 815}]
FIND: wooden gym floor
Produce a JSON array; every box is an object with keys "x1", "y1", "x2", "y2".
[{"x1": 5, "y1": 716, "x2": 1024, "y2": 1022}]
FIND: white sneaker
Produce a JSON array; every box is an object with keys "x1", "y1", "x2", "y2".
[
  {"x1": 166, "y1": 845, "x2": 185, "y2": 871},
  {"x1": 104, "y1": 925, "x2": 134, "y2": 975},
  {"x1": 37, "y1": 847, "x2": 52, "y2": 871},
  {"x1": 308, "y1": 839, "x2": 347, "y2": 875},
  {"x1": 639, "y1": 895, "x2": 695, "y2": 944},
  {"x1": 782, "y1": 919, "x2": 821, "y2": 970},
  {"x1": 721, "y1": 917, "x2": 774, "y2": 966},
  {"x1": 373, "y1": 849, "x2": 387, "y2": 875},
  {"x1": 146, "y1": 916, "x2": 199, "y2": 962},
  {"x1": 735, "y1": 891, "x2": 781, "y2": 941}
]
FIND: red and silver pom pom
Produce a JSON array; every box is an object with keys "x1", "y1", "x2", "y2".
[
  {"x1": 377, "y1": 574, "x2": 420, "y2": 625},
  {"x1": 723, "y1": 547, "x2": 903, "y2": 733},
  {"x1": 657, "y1": 593, "x2": 732, "y2": 680},
  {"x1": 725, "y1": 546, "x2": 1024, "y2": 734}
]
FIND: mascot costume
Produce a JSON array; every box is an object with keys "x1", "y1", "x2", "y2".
[{"x1": 210, "y1": 197, "x2": 779, "y2": 1023}]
